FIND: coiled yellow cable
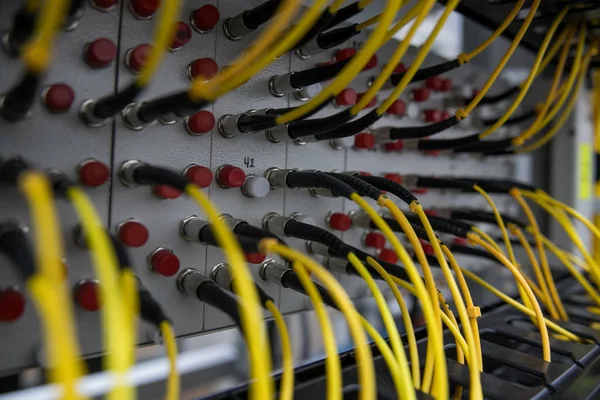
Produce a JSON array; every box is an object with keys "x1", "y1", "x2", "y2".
[
  {"x1": 265, "y1": 300, "x2": 293, "y2": 400},
  {"x1": 66, "y1": 187, "x2": 134, "y2": 400},
  {"x1": 261, "y1": 242, "x2": 375, "y2": 400},
  {"x1": 160, "y1": 321, "x2": 180, "y2": 400},
  {"x1": 289, "y1": 261, "x2": 341, "y2": 400},
  {"x1": 185, "y1": 185, "x2": 273, "y2": 400},
  {"x1": 136, "y1": 0, "x2": 182, "y2": 87},
  {"x1": 354, "y1": 194, "x2": 448, "y2": 398},
  {"x1": 19, "y1": 172, "x2": 85, "y2": 400}
]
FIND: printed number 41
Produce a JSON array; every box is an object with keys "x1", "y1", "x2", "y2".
[{"x1": 243, "y1": 157, "x2": 255, "y2": 168}]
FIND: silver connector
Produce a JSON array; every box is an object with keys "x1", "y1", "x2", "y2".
[
  {"x1": 211, "y1": 262, "x2": 233, "y2": 290},
  {"x1": 348, "y1": 209, "x2": 371, "y2": 228},
  {"x1": 297, "y1": 36, "x2": 323, "y2": 58},
  {"x1": 259, "y1": 259, "x2": 289, "y2": 284},
  {"x1": 217, "y1": 113, "x2": 244, "y2": 138},
  {"x1": 323, "y1": 257, "x2": 348, "y2": 274},
  {"x1": 121, "y1": 102, "x2": 150, "y2": 130},
  {"x1": 306, "y1": 241, "x2": 330, "y2": 257},
  {"x1": 402, "y1": 140, "x2": 419, "y2": 152},
  {"x1": 309, "y1": 187, "x2": 335, "y2": 198},
  {"x1": 268, "y1": 73, "x2": 298, "y2": 97},
  {"x1": 264, "y1": 167, "x2": 294, "y2": 189},
  {"x1": 79, "y1": 99, "x2": 110, "y2": 128},
  {"x1": 118, "y1": 160, "x2": 146, "y2": 187},
  {"x1": 262, "y1": 213, "x2": 291, "y2": 237},
  {"x1": 176, "y1": 268, "x2": 210, "y2": 295},
  {"x1": 219, "y1": 214, "x2": 246, "y2": 230},
  {"x1": 371, "y1": 126, "x2": 393, "y2": 143},
  {"x1": 179, "y1": 215, "x2": 209, "y2": 242},
  {"x1": 266, "y1": 124, "x2": 290, "y2": 143},
  {"x1": 222, "y1": 14, "x2": 253, "y2": 41}
]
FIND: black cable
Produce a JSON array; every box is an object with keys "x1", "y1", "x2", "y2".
[
  {"x1": 296, "y1": 9, "x2": 335, "y2": 48},
  {"x1": 230, "y1": 276, "x2": 274, "y2": 309},
  {"x1": 469, "y1": 86, "x2": 520, "y2": 105},
  {"x1": 451, "y1": 209, "x2": 527, "y2": 229},
  {"x1": 447, "y1": 244, "x2": 499, "y2": 263},
  {"x1": 1, "y1": 72, "x2": 40, "y2": 121},
  {"x1": 315, "y1": 24, "x2": 360, "y2": 51},
  {"x1": 453, "y1": 138, "x2": 513, "y2": 154},
  {"x1": 281, "y1": 270, "x2": 338, "y2": 309},
  {"x1": 314, "y1": 109, "x2": 381, "y2": 141},
  {"x1": 324, "y1": 172, "x2": 382, "y2": 201},
  {"x1": 242, "y1": 0, "x2": 282, "y2": 29},
  {"x1": 236, "y1": 113, "x2": 277, "y2": 133},
  {"x1": 416, "y1": 132, "x2": 481, "y2": 151},
  {"x1": 90, "y1": 83, "x2": 143, "y2": 120},
  {"x1": 0, "y1": 225, "x2": 36, "y2": 280},
  {"x1": 196, "y1": 281, "x2": 243, "y2": 328},
  {"x1": 390, "y1": 59, "x2": 461, "y2": 86},
  {"x1": 481, "y1": 109, "x2": 537, "y2": 126},
  {"x1": 135, "y1": 91, "x2": 209, "y2": 123},
  {"x1": 0, "y1": 158, "x2": 30, "y2": 185},
  {"x1": 287, "y1": 109, "x2": 353, "y2": 139},
  {"x1": 265, "y1": 98, "x2": 331, "y2": 120},
  {"x1": 413, "y1": 176, "x2": 474, "y2": 192},
  {"x1": 3, "y1": 5, "x2": 37, "y2": 56},
  {"x1": 354, "y1": 175, "x2": 418, "y2": 205},
  {"x1": 395, "y1": 215, "x2": 470, "y2": 239},
  {"x1": 132, "y1": 165, "x2": 189, "y2": 191},
  {"x1": 285, "y1": 171, "x2": 355, "y2": 199},
  {"x1": 232, "y1": 221, "x2": 287, "y2": 246},
  {"x1": 323, "y1": 2, "x2": 361, "y2": 30},
  {"x1": 199, "y1": 225, "x2": 262, "y2": 253},
  {"x1": 388, "y1": 116, "x2": 461, "y2": 140},
  {"x1": 288, "y1": 58, "x2": 351, "y2": 89}
]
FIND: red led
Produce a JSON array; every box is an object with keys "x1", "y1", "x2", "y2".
[
  {"x1": 394, "y1": 63, "x2": 407, "y2": 74},
  {"x1": 357, "y1": 92, "x2": 377, "y2": 108},
  {"x1": 334, "y1": 48, "x2": 356, "y2": 62},
  {"x1": 355, "y1": 171, "x2": 372, "y2": 176},
  {"x1": 150, "y1": 249, "x2": 180, "y2": 277},
  {"x1": 383, "y1": 140, "x2": 403, "y2": 152},
  {"x1": 78, "y1": 159, "x2": 110, "y2": 187},
  {"x1": 328, "y1": 212, "x2": 352, "y2": 231},
  {"x1": 335, "y1": 88, "x2": 357, "y2": 106},
  {"x1": 440, "y1": 78, "x2": 453, "y2": 92},
  {"x1": 423, "y1": 109, "x2": 443, "y2": 123},
  {"x1": 364, "y1": 232, "x2": 386, "y2": 250},
  {"x1": 170, "y1": 21, "x2": 192, "y2": 50},
  {"x1": 190, "y1": 4, "x2": 220, "y2": 33},
  {"x1": 245, "y1": 252, "x2": 266, "y2": 264},
  {"x1": 383, "y1": 173, "x2": 402, "y2": 184},
  {"x1": 91, "y1": 0, "x2": 118, "y2": 11},
  {"x1": 217, "y1": 165, "x2": 246, "y2": 188},
  {"x1": 85, "y1": 38, "x2": 117, "y2": 69},
  {"x1": 126, "y1": 44, "x2": 152, "y2": 73},
  {"x1": 43, "y1": 83, "x2": 74, "y2": 113},
  {"x1": 412, "y1": 188, "x2": 428, "y2": 194},
  {"x1": 0, "y1": 288, "x2": 26, "y2": 322},
  {"x1": 354, "y1": 132, "x2": 375, "y2": 149},
  {"x1": 130, "y1": 0, "x2": 160, "y2": 18},
  {"x1": 410, "y1": 87, "x2": 430, "y2": 102},
  {"x1": 152, "y1": 185, "x2": 182, "y2": 199},
  {"x1": 184, "y1": 164, "x2": 213, "y2": 188},
  {"x1": 425, "y1": 76, "x2": 444, "y2": 91},
  {"x1": 424, "y1": 209, "x2": 437, "y2": 216},
  {"x1": 75, "y1": 281, "x2": 101, "y2": 312},
  {"x1": 385, "y1": 99, "x2": 406, "y2": 116},
  {"x1": 378, "y1": 248, "x2": 398, "y2": 265},
  {"x1": 118, "y1": 220, "x2": 149, "y2": 248},
  {"x1": 186, "y1": 110, "x2": 215, "y2": 135},
  {"x1": 364, "y1": 54, "x2": 378, "y2": 70},
  {"x1": 188, "y1": 57, "x2": 218, "y2": 81}
]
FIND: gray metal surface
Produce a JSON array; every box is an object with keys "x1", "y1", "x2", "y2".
[{"x1": 0, "y1": 2, "x2": 532, "y2": 375}]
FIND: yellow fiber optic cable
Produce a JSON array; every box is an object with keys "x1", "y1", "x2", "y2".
[
  {"x1": 366, "y1": 257, "x2": 421, "y2": 388},
  {"x1": 21, "y1": 0, "x2": 69, "y2": 74},
  {"x1": 374, "y1": 200, "x2": 442, "y2": 393},
  {"x1": 273, "y1": 0, "x2": 403, "y2": 124},
  {"x1": 460, "y1": 268, "x2": 581, "y2": 342},
  {"x1": 509, "y1": 225, "x2": 557, "y2": 314},
  {"x1": 476, "y1": 11, "x2": 572, "y2": 140},
  {"x1": 265, "y1": 300, "x2": 294, "y2": 400},
  {"x1": 471, "y1": 227, "x2": 503, "y2": 253},
  {"x1": 290, "y1": 261, "x2": 341, "y2": 400},
  {"x1": 185, "y1": 185, "x2": 273, "y2": 400},
  {"x1": 121, "y1": 268, "x2": 140, "y2": 366},
  {"x1": 383, "y1": 0, "x2": 425, "y2": 42},
  {"x1": 409, "y1": 201, "x2": 482, "y2": 398},
  {"x1": 160, "y1": 321, "x2": 180, "y2": 400},
  {"x1": 467, "y1": 233, "x2": 551, "y2": 361},
  {"x1": 354, "y1": 195, "x2": 448, "y2": 398},
  {"x1": 458, "y1": 0, "x2": 540, "y2": 119},
  {"x1": 66, "y1": 187, "x2": 134, "y2": 400},
  {"x1": 19, "y1": 172, "x2": 85, "y2": 400},
  {"x1": 511, "y1": 189, "x2": 571, "y2": 317},
  {"x1": 260, "y1": 242, "x2": 375, "y2": 400}
]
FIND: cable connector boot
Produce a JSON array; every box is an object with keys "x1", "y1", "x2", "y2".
[
  {"x1": 176, "y1": 268, "x2": 211, "y2": 295},
  {"x1": 268, "y1": 73, "x2": 299, "y2": 97},
  {"x1": 179, "y1": 215, "x2": 209, "y2": 242},
  {"x1": 259, "y1": 258, "x2": 289, "y2": 285},
  {"x1": 211, "y1": 262, "x2": 233, "y2": 290}
]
